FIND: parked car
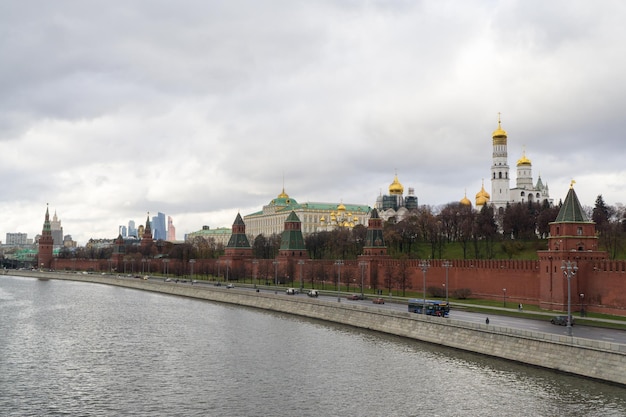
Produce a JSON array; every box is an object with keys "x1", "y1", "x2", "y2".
[
  {"x1": 346, "y1": 294, "x2": 364, "y2": 300},
  {"x1": 551, "y1": 315, "x2": 574, "y2": 326},
  {"x1": 286, "y1": 288, "x2": 299, "y2": 295},
  {"x1": 372, "y1": 297, "x2": 385, "y2": 304},
  {"x1": 307, "y1": 289, "x2": 319, "y2": 297}
]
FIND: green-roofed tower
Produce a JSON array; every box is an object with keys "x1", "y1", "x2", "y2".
[
  {"x1": 226, "y1": 213, "x2": 251, "y2": 249},
  {"x1": 279, "y1": 211, "x2": 307, "y2": 254},
  {"x1": 547, "y1": 182, "x2": 598, "y2": 252},
  {"x1": 537, "y1": 182, "x2": 607, "y2": 312}
]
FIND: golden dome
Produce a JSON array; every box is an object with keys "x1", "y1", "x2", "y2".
[
  {"x1": 516, "y1": 150, "x2": 531, "y2": 166},
  {"x1": 475, "y1": 181, "x2": 490, "y2": 206},
  {"x1": 389, "y1": 174, "x2": 404, "y2": 195},
  {"x1": 277, "y1": 187, "x2": 289, "y2": 199},
  {"x1": 492, "y1": 114, "x2": 507, "y2": 145},
  {"x1": 460, "y1": 191, "x2": 472, "y2": 206},
  {"x1": 337, "y1": 203, "x2": 346, "y2": 212}
]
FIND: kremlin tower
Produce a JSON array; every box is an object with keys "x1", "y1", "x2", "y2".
[{"x1": 37, "y1": 205, "x2": 54, "y2": 269}]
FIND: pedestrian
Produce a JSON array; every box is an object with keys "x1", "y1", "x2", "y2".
[{"x1": 485, "y1": 317, "x2": 490, "y2": 325}]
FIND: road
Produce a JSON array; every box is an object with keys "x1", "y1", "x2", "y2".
[{"x1": 68, "y1": 273, "x2": 626, "y2": 346}]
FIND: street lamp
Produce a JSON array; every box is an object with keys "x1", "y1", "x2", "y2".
[
  {"x1": 273, "y1": 260, "x2": 279, "y2": 288},
  {"x1": 503, "y1": 288, "x2": 507, "y2": 307},
  {"x1": 442, "y1": 260, "x2": 451, "y2": 304},
  {"x1": 419, "y1": 260, "x2": 430, "y2": 314},
  {"x1": 225, "y1": 260, "x2": 230, "y2": 283},
  {"x1": 561, "y1": 260, "x2": 578, "y2": 336},
  {"x1": 252, "y1": 259, "x2": 259, "y2": 288},
  {"x1": 298, "y1": 260, "x2": 305, "y2": 293},
  {"x1": 580, "y1": 293, "x2": 585, "y2": 317},
  {"x1": 142, "y1": 258, "x2": 147, "y2": 275},
  {"x1": 335, "y1": 260, "x2": 343, "y2": 302},
  {"x1": 359, "y1": 261, "x2": 367, "y2": 299},
  {"x1": 163, "y1": 259, "x2": 169, "y2": 277},
  {"x1": 189, "y1": 259, "x2": 195, "y2": 280}
]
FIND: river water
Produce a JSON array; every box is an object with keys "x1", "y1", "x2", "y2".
[{"x1": 1, "y1": 275, "x2": 625, "y2": 417}]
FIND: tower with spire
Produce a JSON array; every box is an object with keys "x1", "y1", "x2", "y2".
[
  {"x1": 140, "y1": 212, "x2": 154, "y2": 249},
  {"x1": 538, "y1": 182, "x2": 607, "y2": 310},
  {"x1": 37, "y1": 205, "x2": 54, "y2": 269}
]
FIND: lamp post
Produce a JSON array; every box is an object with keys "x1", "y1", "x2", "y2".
[
  {"x1": 442, "y1": 260, "x2": 451, "y2": 305},
  {"x1": 580, "y1": 293, "x2": 585, "y2": 317},
  {"x1": 225, "y1": 260, "x2": 230, "y2": 283},
  {"x1": 252, "y1": 259, "x2": 258, "y2": 289},
  {"x1": 273, "y1": 260, "x2": 279, "y2": 289},
  {"x1": 142, "y1": 258, "x2": 147, "y2": 275},
  {"x1": 335, "y1": 260, "x2": 343, "y2": 302},
  {"x1": 561, "y1": 260, "x2": 578, "y2": 336},
  {"x1": 503, "y1": 288, "x2": 507, "y2": 307},
  {"x1": 298, "y1": 260, "x2": 305, "y2": 293},
  {"x1": 189, "y1": 259, "x2": 195, "y2": 280},
  {"x1": 359, "y1": 261, "x2": 367, "y2": 299},
  {"x1": 163, "y1": 259, "x2": 169, "y2": 277},
  {"x1": 419, "y1": 260, "x2": 430, "y2": 314}
]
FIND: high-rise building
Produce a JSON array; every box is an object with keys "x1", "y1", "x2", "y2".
[
  {"x1": 128, "y1": 220, "x2": 137, "y2": 238},
  {"x1": 167, "y1": 216, "x2": 176, "y2": 241},
  {"x1": 119, "y1": 225, "x2": 127, "y2": 237},
  {"x1": 152, "y1": 212, "x2": 166, "y2": 241},
  {"x1": 50, "y1": 210, "x2": 63, "y2": 248}
]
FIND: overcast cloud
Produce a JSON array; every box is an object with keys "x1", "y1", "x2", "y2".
[{"x1": 2, "y1": 0, "x2": 625, "y2": 245}]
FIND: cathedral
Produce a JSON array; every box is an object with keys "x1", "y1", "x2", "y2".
[
  {"x1": 374, "y1": 173, "x2": 418, "y2": 222},
  {"x1": 470, "y1": 116, "x2": 552, "y2": 212}
]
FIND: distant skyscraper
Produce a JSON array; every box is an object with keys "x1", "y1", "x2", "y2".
[
  {"x1": 119, "y1": 225, "x2": 127, "y2": 237},
  {"x1": 167, "y1": 216, "x2": 176, "y2": 241},
  {"x1": 128, "y1": 220, "x2": 137, "y2": 238},
  {"x1": 152, "y1": 212, "x2": 166, "y2": 241},
  {"x1": 50, "y1": 210, "x2": 64, "y2": 248}
]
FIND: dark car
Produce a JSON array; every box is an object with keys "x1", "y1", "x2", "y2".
[
  {"x1": 372, "y1": 297, "x2": 385, "y2": 305},
  {"x1": 551, "y1": 315, "x2": 574, "y2": 326},
  {"x1": 346, "y1": 294, "x2": 364, "y2": 300}
]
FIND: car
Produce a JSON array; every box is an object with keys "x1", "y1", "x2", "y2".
[
  {"x1": 226, "y1": 283, "x2": 234, "y2": 289},
  {"x1": 165, "y1": 278, "x2": 172, "y2": 282},
  {"x1": 307, "y1": 289, "x2": 319, "y2": 297},
  {"x1": 346, "y1": 294, "x2": 364, "y2": 300},
  {"x1": 372, "y1": 297, "x2": 385, "y2": 304},
  {"x1": 550, "y1": 315, "x2": 574, "y2": 326},
  {"x1": 286, "y1": 288, "x2": 297, "y2": 295}
]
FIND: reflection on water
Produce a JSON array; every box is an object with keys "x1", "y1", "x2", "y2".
[{"x1": 1, "y1": 275, "x2": 625, "y2": 417}]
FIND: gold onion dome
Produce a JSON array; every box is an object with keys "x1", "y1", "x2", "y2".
[
  {"x1": 517, "y1": 150, "x2": 531, "y2": 166},
  {"x1": 337, "y1": 203, "x2": 346, "y2": 212},
  {"x1": 475, "y1": 182, "x2": 490, "y2": 206},
  {"x1": 492, "y1": 115, "x2": 507, "y2": 145},
  {"x1": 460, "y1": 192, "x2": 472, "y2": 206},
  {"x1": 389, "y1": 174, "x2": 404, "y2": 195}
]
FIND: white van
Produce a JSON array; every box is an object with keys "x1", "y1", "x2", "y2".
[
  {"x1": 286, "y1": 288, "x2": 297, "y2": 295},
  {"x1": 307, "y1": 289, "x2": 319, "y2": 297}
]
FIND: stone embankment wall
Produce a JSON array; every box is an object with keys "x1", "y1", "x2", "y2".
[{"x1": 14, "y1": 271, "x2": 626, "y2": 386}]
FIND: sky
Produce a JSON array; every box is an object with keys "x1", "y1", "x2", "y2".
[{"x1": 2, "y1": 0, "x2": 626, "y2": 246}]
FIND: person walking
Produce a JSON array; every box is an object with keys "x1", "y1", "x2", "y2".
[{"x1": 485, "y1": 317, "x2": 490, "y2": 325}]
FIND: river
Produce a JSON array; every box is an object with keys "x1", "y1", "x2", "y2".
[{"x1": 1, "y1": 275, "x2": 625, "y2": 416}]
